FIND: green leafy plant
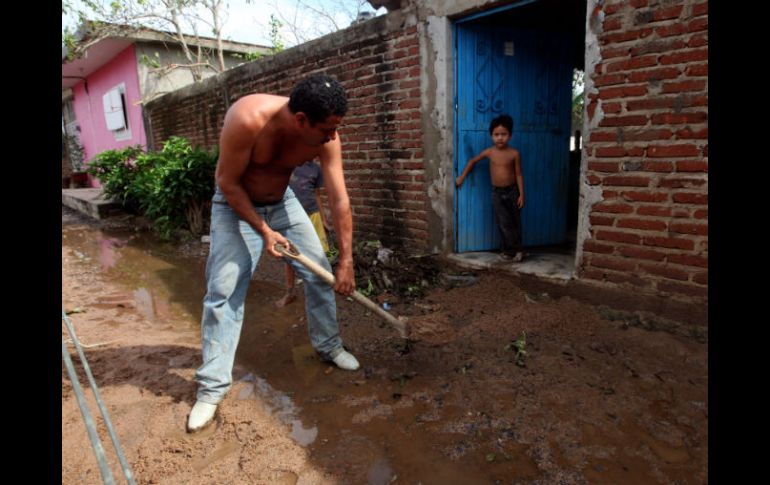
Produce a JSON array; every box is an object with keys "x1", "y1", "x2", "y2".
[
  {"x1": 505, "y1": 331, "x2": 528, "y2": 367},
  {"x1": 86, "y1": 137, "x2": 218, "y2": 239}
]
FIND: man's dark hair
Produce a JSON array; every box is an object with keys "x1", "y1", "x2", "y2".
[
  {"x1": 288, "y1": 74, "x2": 348, "y2": 124},
  {"x1": 489, "y1": 114, "x2": 514, "y2": 135}
]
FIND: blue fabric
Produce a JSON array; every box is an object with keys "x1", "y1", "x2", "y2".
[{"x1": 289, "y1": 160, "x2": 324, "y2": 214}]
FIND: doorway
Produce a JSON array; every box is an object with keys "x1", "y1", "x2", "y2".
[{"x1": 453, "y1": 0, "x2": 587, "y2": 270}]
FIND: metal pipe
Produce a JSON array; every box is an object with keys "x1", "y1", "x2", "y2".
[{"x1": 62, "y1": 309, "x2": 136, "y2": 484}]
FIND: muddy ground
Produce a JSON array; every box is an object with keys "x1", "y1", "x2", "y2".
[{"x1": 61, "y1": 206, "x2": 707, "y2": 484}]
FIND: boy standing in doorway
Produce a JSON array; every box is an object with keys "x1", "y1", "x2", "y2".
[{"x1": 456, "y1": 114, "x2": 525, "y2": 261}]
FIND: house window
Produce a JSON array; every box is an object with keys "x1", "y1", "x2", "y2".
[{"x1": 103, "y1": 83, "x2": 132, "y2": 141}]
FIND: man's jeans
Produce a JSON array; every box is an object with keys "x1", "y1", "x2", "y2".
[{"x1": 194, "y1": 186, "x2": 344, "y2": 404}]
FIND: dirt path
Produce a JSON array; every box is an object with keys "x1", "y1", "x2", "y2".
[{"x1": 62, "y1": 207, "x2": 707, "y2": 484}]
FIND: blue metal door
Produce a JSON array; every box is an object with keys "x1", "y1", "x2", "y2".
[{"x1": 455, "y1": 25, "x2": 572, "y2": 252}]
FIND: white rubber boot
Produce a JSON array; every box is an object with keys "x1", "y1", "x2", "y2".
[
  {"x1": 331, "y1": 349, "x2": 360, "y2": 371},
  {"x1": 187, "y1": 401, "x2": 217, "y2": 432}
]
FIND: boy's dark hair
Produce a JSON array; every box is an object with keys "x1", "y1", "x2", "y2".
[
  {"x1": 489, "y1": 114, "x2": 514, "y2": 135},
  {"x1": 288, "y1": 74, "x2": 348, "y2": 124}
]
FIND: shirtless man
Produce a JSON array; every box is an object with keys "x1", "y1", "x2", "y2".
[{"x1": 187, "y1": 74, "x2": 360, "y2": 433}]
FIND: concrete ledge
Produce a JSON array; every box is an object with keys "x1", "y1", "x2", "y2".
[
  {"x1": 62, "y1": 188, "x2": 123, "y2": 219},
  {"x1": 446, "y1": 251, "x2": 575, "y2": 282}
]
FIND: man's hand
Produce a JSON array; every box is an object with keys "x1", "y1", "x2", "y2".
[
  {"x1": 262, "y1": 229, "x2": 290, "y2": 258},
  {"x1": 517, "y1": 194, "x2": 525, "y2": 209},
  {"x1": 333, "y1": 259, "x2": 355, "y2": 296},
  {"x1": 455, "y1": 176, "x2": 463, "y2": 188}
]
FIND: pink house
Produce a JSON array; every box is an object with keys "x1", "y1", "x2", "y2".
[{"x1": 62, "y1": 23, "x2": 269, "y2": 188}]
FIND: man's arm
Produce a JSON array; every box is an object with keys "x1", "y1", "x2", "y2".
[
  {"x1": 318, "y1": 137, "x2": 355, "y2": 295},
  {"x1": 456, "y1": 149, "x2": 488, "y2": 187},
  {"x1": 216, "y1": 105, "x2": 288, "y2": 257}
]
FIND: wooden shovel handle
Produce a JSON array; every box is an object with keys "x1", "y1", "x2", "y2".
[{"x1": 274, "y1": 242, "x2": 407, "y2": 338}]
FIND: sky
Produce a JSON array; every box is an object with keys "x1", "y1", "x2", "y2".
[{"x1": 62, "y1": 0, "x2": 386, "y2": 48}]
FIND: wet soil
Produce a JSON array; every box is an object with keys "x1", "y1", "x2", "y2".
[{"x1": 62, "y1": 207, "x2": 707, "y2": 484}]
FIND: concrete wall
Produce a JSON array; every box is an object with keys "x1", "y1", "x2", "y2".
[
  {"x1": 135, "y1": 41, "x2": 259, "y2": 103},
  {"x1": 72, "y1": 45, "x2": 146, "y2": 168}
]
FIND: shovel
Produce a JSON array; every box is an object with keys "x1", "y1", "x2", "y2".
[{"x1": 274, "y1": 241, "x2": 408, "y2": 339}]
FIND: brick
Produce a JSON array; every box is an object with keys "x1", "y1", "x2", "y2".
[
  {"x1": 657, "y1": 281, "x2": 707, "y2": 298},
  {"x1": 596, "y1": 229, "x2": 642, "y2": 245},
  {"x1": 668, "y1": 254, "x2": 708, "y2": 268},
  {"x1": 617, "y1": 218, "x2": 668, "y2": 231},
  {"x1": 602, "y1": 28, "x2": 654, "y2": 44},
  {"x1": 640, "y1": 263, "x2": 690, "y2": 281},
  {"x1": 587, "y1": 174, "x2": 602, "y2": 185},
  {"x1": 675, "y1": 161, "x2": 708, "y2": 173},
  {"x1": 584, "y1": 240, "x2": 615, "y2": 253},
  {"x1": 627, "y1": 67, "x2": 681, "y2": 83},
  {"x1": 651, "y1": 112, "x2": 708, "y2": 125},
  {"x1": 604, "y1": 16, "x2": 623, "y2": 31},
  {"x1": 686, "y1": 63, "x2": 708, "y2": 77},
  {"x1": 672, "y1": 193, "x2": 708, "y2": 204},
  {"x1": 623, "y1": 129, "x2": 674, "y2": 141},
  {"x1": 662, "y1": 80, "x2": 708, "y2": 94},
  {"x1": 631, "y1": 38, "x2": 687, "y2": 56},
  {"x1": 675, "y1": 127, "x2": 708, "y2": 139},
  {"x1": 693, "y1": 209, "x2": 708, "y2": 219},
  {"x1": 622, "y1": 161, "x2": 674, "y2": 172},
  {"x1": 590, "y1": 214, "x2": 616, "y2": 227},
  {"x1": 620, "y1": 191, "x2": 669, "y2": 202},
  {"x1": 643, "y1": 236, "x2": 695, "y2": 250},
  {"x1": 619, "y1": 246, "x2": 666, "y2": 261},
  {"x1": 658, "y1": 177, "x2": 707, "y2": 188},
  {"x1": 596, "y1": 147, "x2": 631, "y2": 158},
  {"x1": 656, "y1": 24, "x2": 687, "y2": 37},
  {"x1": 599, "y1": 115, "x2": 649, "y2": 127},
  {"x1": 603, "y1": 102, "x2": 623, "y2": 113},
  {"x1": 688, "y1": 34, "x2": 708, "y2": 48},
  {"x1": 603, "y1": 175, "x2": 651, "y2": 187},
  {"x1": 592, "y1": 256, "x2": 637, "y2": 272},
  {"x1": 647, "y1": 144, "x2": 701, "y2": 158},
  {"x1": 688, "y1": 17, "x2": 708, "y2": 32},
  {"x1": 602, "y1": 46, "x2": 631, "y2": 59},
  {"x1": 603, "y1": 2, "x2": 624, "y2": 15},
  {"x1": 593, "y1": 202, "x2": 634, "y2": 214},
  {"x1": 637, "y1": 205, "x2": 672, "y2": 217},
  {"x1": 588, "y1": 161, "x2": 620, "y2": 172},
  {"x1": 606, "y1": 55, "x2": 659, "y2": 72},
  {"x1": 590, "y1": 131, "x2": 619, "y2": 142},
  {"x1": 598, "y1": 85, "x2": 648, "y2": 100},
  {"x1": 670, "y1": 222, "x2": 708, "y2": 236},
  {"x1": 660, "y1": 49, "x2": 708, "y2": 65},
  {"x1": 692, "y1": 2, "x2": 708, "y2": 16},
  {"x1": 693, "y1": 271, "x2": 708, "y2": 285}
]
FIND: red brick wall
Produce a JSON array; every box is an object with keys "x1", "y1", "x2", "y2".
[
  {"x1": 144, "y1": 18, "x2": 426, "y2": 249},
  {"x1": 581, "y1": 0, "x2": 708, "y2": 301}
]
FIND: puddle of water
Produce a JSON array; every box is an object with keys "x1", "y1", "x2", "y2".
[
  {"x1": 367, "y1": 457, "x2": 394, "y2": 485},
  {"x1": 240, "y1": 373, "x2": 318, "y2": 447},
  {"x1": 63, "y1": 222, "x2": 205, "y2": 334}
]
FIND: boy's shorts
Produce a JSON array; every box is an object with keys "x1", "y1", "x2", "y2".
[{"x1": 308, "y1": 211, "x2": 329, "y2": 252}]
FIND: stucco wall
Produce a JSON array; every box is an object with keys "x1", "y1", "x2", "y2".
[{"x1": 72, "y1": 44, "x2": 147, "y2": 169}]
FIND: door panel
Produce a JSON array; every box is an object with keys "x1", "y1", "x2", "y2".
[{"x1": 455, "y1": 24, "x2": 572, "y2": 251}]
